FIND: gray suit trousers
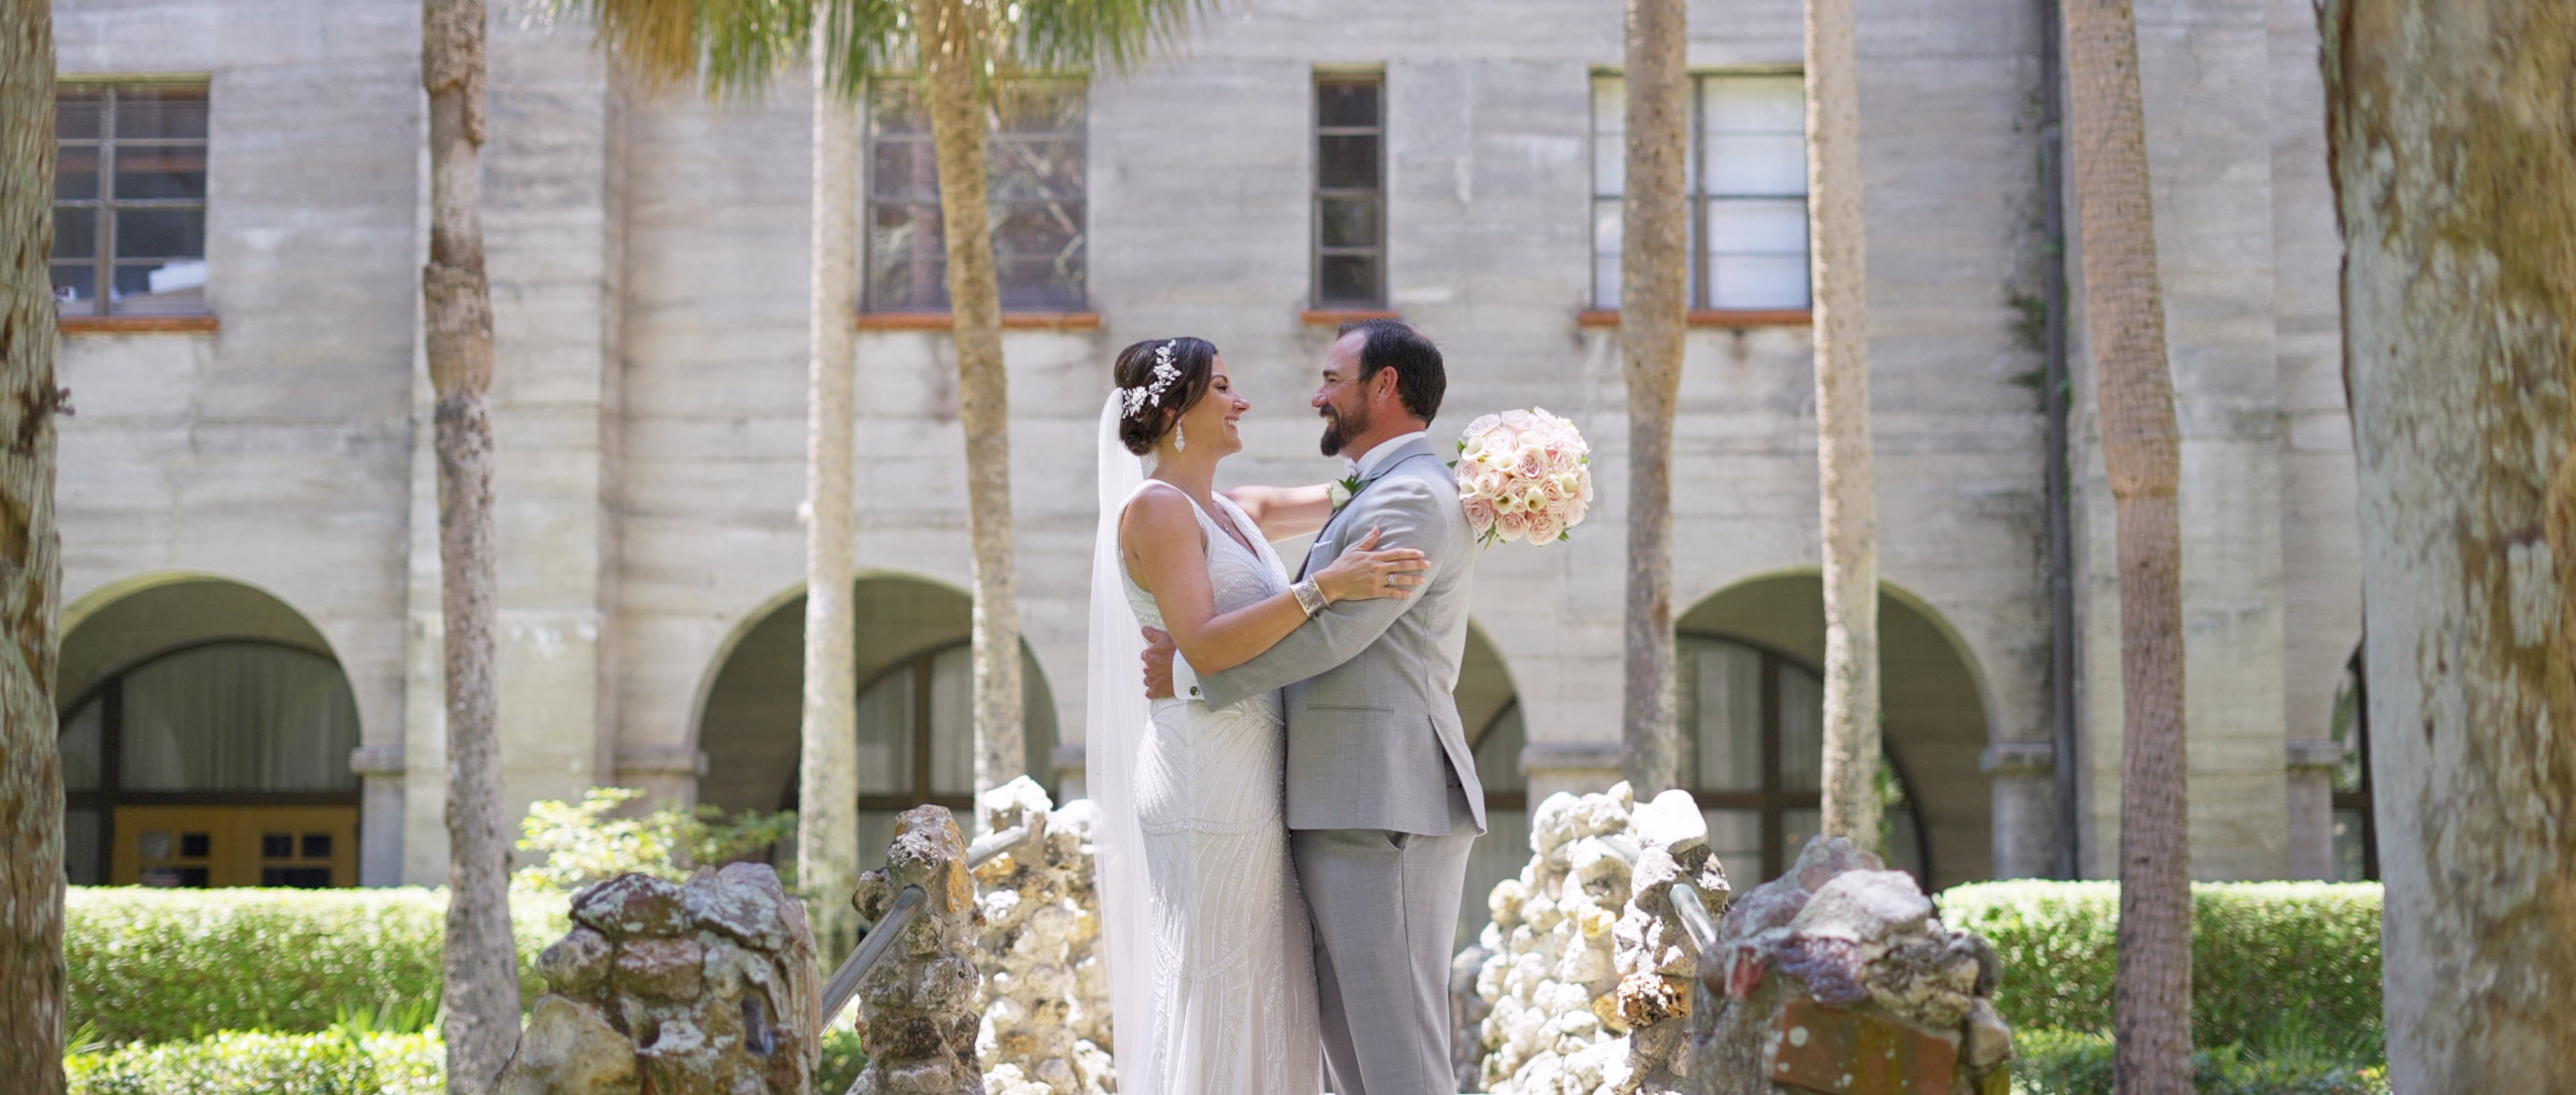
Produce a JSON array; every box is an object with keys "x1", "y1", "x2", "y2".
[{"x1": 1291, "y1": 782, "x2": 1479, "y2": 1095}]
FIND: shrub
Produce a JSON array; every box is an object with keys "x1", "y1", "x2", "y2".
[
  {"x1": 66, "y1": 1031, "x2": 443, "y2": 1095},
  {"x1": 2007, "y1": 1028, "x2": 2388, "y2": 1095},
  {"x1": 512, "y1": 787, "x2": 794, "y2": 896},
  {"x1": 67, "y1": 888, "x2": 557, "y2": 1047},
  {"x1": 66, "y1": 1027, "x2": 859, "y2": 1095},
  {"x1": 1938, "y1": 881, "x2": 2382, "y2": 1051}
]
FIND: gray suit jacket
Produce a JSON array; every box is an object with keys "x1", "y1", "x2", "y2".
[{"x1": 1199, "y1": 437, "x2": 1487, "y2": 836}]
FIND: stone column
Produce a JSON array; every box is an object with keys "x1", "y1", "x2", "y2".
[
  {"x1": 2282, "y1": 738, "x2": 2345, "y2": 880},
  {"x1": 1980, "y1": 741, "x2": 2059, "y2": 879},
  {"x1": 849, "y1": 805, "x2": 986, "y2": 1095}
]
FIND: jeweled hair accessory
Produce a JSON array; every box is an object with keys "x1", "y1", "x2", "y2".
[{"x1": 1120, "y1": 340, "x2": 1184, "y2": 419}]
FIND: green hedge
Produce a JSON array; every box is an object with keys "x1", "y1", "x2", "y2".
[
  {"x1": 64, "y1": 1027, "x2": 865, "y2": 1095},
  {"x1": 2010, "y1": 1029, "x2": 2389, "y2": 1095},
  {"x1": 1938, "y1": 882, "x2": 2383, "y2": 1051},
  {"x1": 66, "y1": 1032, "x2": 443, "y2": 1095},
  {"x1": 67, "y1": 887, "x2": 559, "y2": 1046}
]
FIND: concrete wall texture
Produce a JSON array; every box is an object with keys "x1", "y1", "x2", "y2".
[{"x1": 50, "y1": 0, "x2": 2359, "y2": 888}]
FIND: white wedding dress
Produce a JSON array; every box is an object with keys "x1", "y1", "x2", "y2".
[{"x1": 1108, "y1": 478, "x2": 1326, "y2": 1095}]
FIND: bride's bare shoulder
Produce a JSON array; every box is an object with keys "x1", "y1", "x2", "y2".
[{"x1": 1119, "y1": 482, "x2": 1201, "y2": 552}]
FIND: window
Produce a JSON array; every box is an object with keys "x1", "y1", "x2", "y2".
[
  {"x1": 58, "y1": 640, "x2": 362, "y2": 887},
  {"x1": 2330, "y1": 648, "x2": 2377, "y2": 882},
  {"x1": 1591, "y1": 72, "x2": 1810, "y2": 311},
  {"x1": 54, "y1": 83, "x2": 210, "y2": 317},
  {"x1": 865, "y1": 79, "x2": 1087, "y2": 312},
  {"x1": 1679, "y1": 634, "x2": 1927, "y2": 884},
  {"x1": 1313, "y1": 72, "x2": 1386, "y2": 309},
  {"x1": 827, "y1": 640, "x2": 1058, "y2": 871}
]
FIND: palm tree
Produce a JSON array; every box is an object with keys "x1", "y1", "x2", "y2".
[
  {"x1": 564, "y1": 0, "x2": 1203, "y2": 956},
  {"x1": 2062, "y1": 1, "x2": 2189, "y2": 1092},
  {"x1": 1619, "y1": 0, "x2": 1686, "y2": 796},
  {"x1": 421, "y1": 0, "x2": 518, "y2": 1090},
  {"x1": 2322, "y1": 2, "x2": 2576, "y2": 1088},
  {"x1": 1802, "y1": 0, "x2": 1878, "y2": 847},
  {"x1": 0, "y1": 4, "x2": 67, "y2": 1091}
]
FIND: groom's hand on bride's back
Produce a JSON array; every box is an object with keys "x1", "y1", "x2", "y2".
[{"x1": 1141, "y1": 627, "x2": 1176, "y2": 700}]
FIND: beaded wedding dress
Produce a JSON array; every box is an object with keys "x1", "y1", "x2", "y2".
[{"x1": 1114, "y1": 480, "x2": 1326, "y2": 1095}]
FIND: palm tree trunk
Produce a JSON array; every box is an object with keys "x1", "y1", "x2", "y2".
[
  {"x1": 1805, "y1": 0, "x2": 1880, "y2": 849},
  {"x1": 0, "y1": 5, "x2": 64, "y2": 1091},
  {"x1": 2062, "y1": 1, "x2": 2190, "y2": 1092},
  {"x1": 912, "y1": 0, "x2": 1023, "y2": 802},
  {"x1": 2322, "y1": 3, "x2": 2576, "y2": 1088},
  {"x1": 1619, "y1": 0, "x2": 1686, "y2": 796},
  {"x1": 800, "y1": 38, "x2": 863, "y2": 964},
  {"x1": 423, "y1": 1, "x2": 517, "y2": 1090}
]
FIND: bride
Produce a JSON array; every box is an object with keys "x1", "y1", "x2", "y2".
[{"x1": 1085, "y1": 336, "x2": 1429, "y2": 1095}]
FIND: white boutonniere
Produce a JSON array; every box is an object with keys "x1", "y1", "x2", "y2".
[{"x1": 1327, "y1": 474, "x2": 1362, "y2": 513}]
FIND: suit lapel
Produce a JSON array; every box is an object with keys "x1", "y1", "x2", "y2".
[{"x1": 1298, "y1": 437, "x2": 1440, "y2": 580}]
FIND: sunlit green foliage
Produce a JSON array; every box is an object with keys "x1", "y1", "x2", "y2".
[{"x1": 511, "y1": 786, "x2": 795, "y2": 896}]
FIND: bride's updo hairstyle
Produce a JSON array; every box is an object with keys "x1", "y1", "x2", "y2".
[{"x1": 1113, "y1": 336, "x2": 1220, "y2": 456}]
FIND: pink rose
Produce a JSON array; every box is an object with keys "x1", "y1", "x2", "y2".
[
  {"x1": 1515, "y1": 445, "x2": 1548, "y2": 480},
  {"x1": 1527, "y1": 510, "x2": 1564, "y2": 543},
  {"x1": 1539, "y1": 474, "x2": 1570, "y2": 503},
  {"x1": 1462, "y1": 496, "x2": 1498, "y2": 533},
  {"x1": 1562, "y1": 497, "x2": 1589, "y2": 527},
  {"x1": 1497, "y1": 509, "x2": 1529, "y2": 539}
]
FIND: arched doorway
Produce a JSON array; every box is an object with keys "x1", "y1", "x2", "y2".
[
  {"x1": 57, "y1": 577, "x2": 362, "y2": 888},
  {"x1": 1678, "y1": 573, "x2": 1991, "y2": 888},
  {"x1": 2328, "y1": 645, "x2": 2376, "y2": 881},
  {"x1": 1457, "y1": 622, "x2": 1525, "y2": 948},
  {"x1": 694, "y1": 575, "x2": 1059, "y2": 872}
]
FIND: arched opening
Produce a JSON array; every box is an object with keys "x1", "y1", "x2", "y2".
[
  {"x1": 1678, "y1": 573, "x2": 1992, "y2": 888},
  {"x1": 58, "y1": 576, "x2": 361, "y2": 888},
  {"x1": 1457, "y1": 621, "x2": 1525, "y2": 949},
  {"x1": 2329, "y1": 645, "x2": 2377, "y2": 881},
  {"x1": 694, "y1": 575, "x2": 1059, "y2": 872}
]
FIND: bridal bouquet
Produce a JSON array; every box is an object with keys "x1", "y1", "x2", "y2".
[{"x1": 1455, "y1": 409, "x2": 1592, "y2": 545}]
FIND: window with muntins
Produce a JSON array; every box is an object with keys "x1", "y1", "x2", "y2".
[
  {"x1": 1591, "y1": 72, "x2": 1811, "y2": 311},
  {"x1": 1313, "y1": 72, "x2": 1387, "y2": 309},
  {"x1": 865, "y1": 78, "x2": 1087, "y2": 312},
  {"x1": 53, "y1": 82, "x2": 211, "y2": 316},
  {"x1": 1679, "y1": 633, "x2": 1927, "y2": 884}
]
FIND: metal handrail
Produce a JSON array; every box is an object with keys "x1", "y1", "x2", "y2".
[
  {"x1": 1668, "y1": 882, "x2": 1724, "y2": 990},
  {"x1": 818, "y1": 823, "x2": 1036, "y2": 1027}
]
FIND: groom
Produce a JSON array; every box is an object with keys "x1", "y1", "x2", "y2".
[{"x1": 1145, "y1": 319, "x2": 1485, "y2": 1095}]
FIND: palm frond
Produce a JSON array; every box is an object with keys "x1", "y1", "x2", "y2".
[
  {"x1": 547, "y1": 0, "x2": 906, "y2": 102},
  {"x1": 1009, "y1": 0, "x2": 1212, "y2": 76}
]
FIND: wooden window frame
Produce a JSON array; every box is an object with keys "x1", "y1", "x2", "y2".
[
  {"x1": 1680, "y1": 631, "x2": 1930, "y2": 884},
  {"x1": 851, "y1": 644, "x2": 976, "y2": 817},
  {"x1": 53, "y1": 81, "x2": 212, "y2": 319},
  {"x1": 59, "y1": 637, "x2": 362, "y2": 886},
  {"x1": 1311, "y1": 70, "x2": 1388, "y2": 311}
]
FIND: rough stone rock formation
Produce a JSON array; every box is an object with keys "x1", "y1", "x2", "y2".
[
  {"x1": 849, "y1": 805, "x2": 988, "y2": 1095},
  {"x1": 970, "y1": 776, "x2": 1115, "y2": 1095},
  {"x1": 1611, "y1": 790, "x2": 1731, "y2": 1094},
  {"x1": 1690, "y1": 836, "x2": 2013, "y2": 1095},
  {"x1": 1475, "y1": 781, "x2": 1660, "y2": 1095},
  {"x1": 493, "y1": 863, "x2": 824, "y2": 1095}
]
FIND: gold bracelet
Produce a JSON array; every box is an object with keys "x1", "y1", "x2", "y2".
[{"x1": 1291, "y1": 579, "x2": 1326, "y2": 617}]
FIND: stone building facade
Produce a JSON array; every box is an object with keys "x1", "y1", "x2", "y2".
[{"x1": 47, "y1": 0, "x2": 2362, "y2": 908}]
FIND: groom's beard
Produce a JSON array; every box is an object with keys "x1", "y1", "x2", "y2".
[{"x1": 1319, "y1": 403, "x2": 1370, "y2": 458}]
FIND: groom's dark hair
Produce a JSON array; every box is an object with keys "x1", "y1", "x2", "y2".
[{"x1": 1338, "y1": 319, "x2": 1444, "y2": 422}]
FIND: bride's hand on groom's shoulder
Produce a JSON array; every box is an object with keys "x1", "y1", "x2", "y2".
[{"x1": 1313, "y1": 527, "x2": 1430, "y2": 606}]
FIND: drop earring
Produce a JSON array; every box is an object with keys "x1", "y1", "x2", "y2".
[{"x1": 1175, "y1": 423, "x2": 1188, "y2": 452}]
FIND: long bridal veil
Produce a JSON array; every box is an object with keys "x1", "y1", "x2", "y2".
[{"x1": 1085, "y1": 392, "x2": 1161, "y2": 1095}]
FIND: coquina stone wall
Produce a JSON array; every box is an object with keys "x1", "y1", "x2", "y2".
[{"x1": 971, "y1": 778, "x2": 1116, "y2": 1095}]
